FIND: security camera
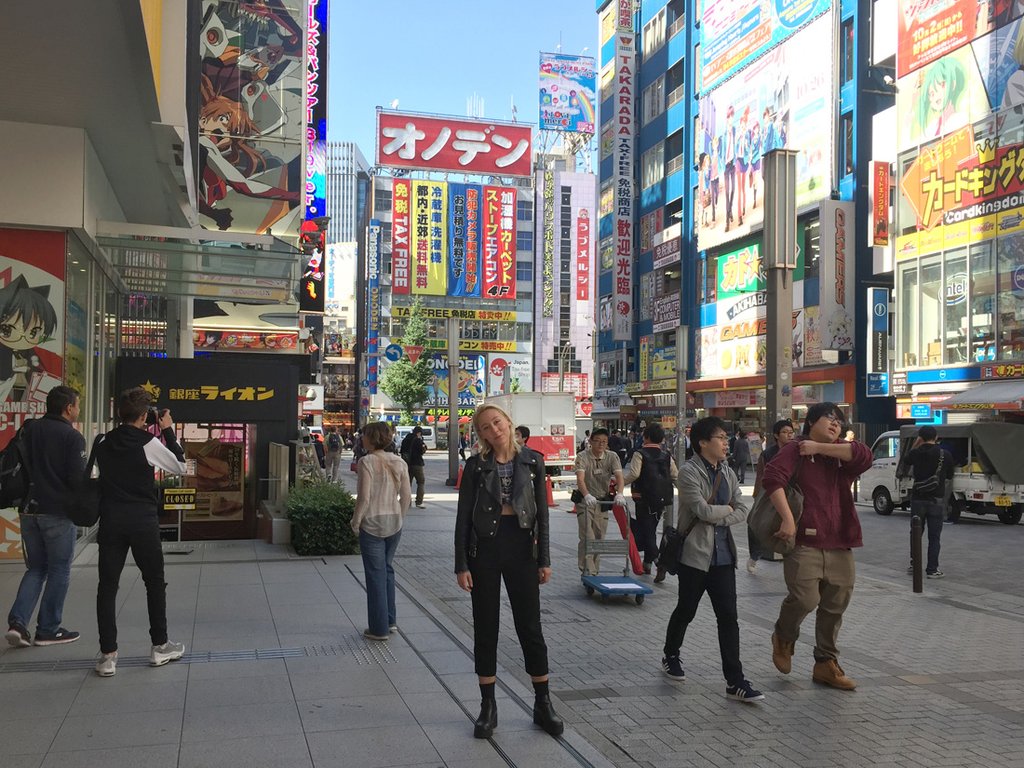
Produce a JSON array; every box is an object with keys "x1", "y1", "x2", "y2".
[
  {"x1": 882, "y1": 74, "x2": 895, "y2": 86},
  {"x1": 304, "y1": 387, "x2": 317, "y2": 401}
]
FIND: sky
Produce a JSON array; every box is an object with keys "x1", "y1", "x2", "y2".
[{"x1": 326, "y1": 0, "x2": 598, "y2": 159}]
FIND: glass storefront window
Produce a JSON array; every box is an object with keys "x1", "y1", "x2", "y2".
[
  {"x1": 997, "y1": 233, "x2": 1024, "y2": 360},
  {"x1": 920, "y1": 256, "x2": 942, "y2": 366},
  {"x1": 898, "y1": 262, "x2": 919, "y2": 368},
  {"x1": 969, "y1": 243, "x2": 995, "y2": 362},
  {"x1": 65, "y1": 238, "x2": 92, "y2": 429},
  {"x1": 944, "y1": 250, "x2": 967, "y2": 364}
]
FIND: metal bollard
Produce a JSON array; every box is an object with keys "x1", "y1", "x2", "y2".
[{"x1": 911, "y1": 514, "x2": 923, "y2": 593}]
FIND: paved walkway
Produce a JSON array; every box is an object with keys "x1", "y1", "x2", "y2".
[{"x1": 1, "y1": 452, "x2": 1022, "y2": 767}]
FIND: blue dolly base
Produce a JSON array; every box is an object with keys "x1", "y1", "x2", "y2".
[{"x1": 581, "y1": 574, "x2": 654, "y2": 605}]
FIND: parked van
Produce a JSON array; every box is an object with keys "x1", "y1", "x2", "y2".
[
  {"x1": 393, "y1": 425, "x2": 437, "y2": 451},
  {"x1": 858, "y1": 423, "x2": 1024, "y2": 525}
]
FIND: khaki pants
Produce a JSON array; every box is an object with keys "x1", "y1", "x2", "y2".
[
  {"x1": 577, "y1": 504, "x2": 609, "y2": 574},
  {"x1": 775, "y1": 546, "x2": 855, "y2": 662}
]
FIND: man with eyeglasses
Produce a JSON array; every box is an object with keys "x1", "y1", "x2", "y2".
[
  {"x1": 661, "y1": 416, "x2": 764, "y2": 703},
  {"x1": 748, "y1": 419, "x2": 796, "y2": 573},
  {"x1": 761, "y1": 402, "x2": 872, "y2": 691}
]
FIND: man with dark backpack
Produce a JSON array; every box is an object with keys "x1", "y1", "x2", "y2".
[
  {"x1": 623, "y1": 423, "x2": 678, "y2": 579},
  {"x1": 324, "y1": 427, "x2": 343, "y2": 483},
  {"x1": 899, "y1": 425, "x2": 955, "y2": 579},
  {"x1": 5, "y1": 385, "x2": 86, "y2": 648}
]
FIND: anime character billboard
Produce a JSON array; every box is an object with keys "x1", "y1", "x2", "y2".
[
  {"x1": 197, "y1": 0, "x2": 305, "y2": 234},
  {"x1": 0, "y1": 229, "x2": 65, "y2": 452}
]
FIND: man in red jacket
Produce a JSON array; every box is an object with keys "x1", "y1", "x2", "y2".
[{"x1": 761, "y1": 402, "x2": 872, "y2": 691}]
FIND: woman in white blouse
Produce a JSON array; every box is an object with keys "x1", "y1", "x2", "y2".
[{"x1": 352, "y1": 421, "x2": 411, "y2": 640}]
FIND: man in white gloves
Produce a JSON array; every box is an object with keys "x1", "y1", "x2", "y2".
[{"x1": 574, "y1": 428, "x2": 626, "y2": 574}]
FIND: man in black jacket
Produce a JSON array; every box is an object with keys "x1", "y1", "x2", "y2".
[
  {"x1": 93, "y1": 387, "x2": 188, "y2": 677},
  {"x1": 900, "y1": 426, "x2": 955, "y2": 579},
  {"x1": 400, "y1": 426, "x2": 427, "y2": 508},
  {"x1": 5, "y1": 386, "x2": 86, "y2": 648}
]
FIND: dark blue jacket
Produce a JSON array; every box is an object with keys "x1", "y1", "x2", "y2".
[{"x1": 24, "y1": 414, "x2": 87, "y2": 517}]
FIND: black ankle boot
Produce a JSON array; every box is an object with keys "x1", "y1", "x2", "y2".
[
  {"x1": 473, "y1": 698, "x2": 497, "y2": 739},
  {"x1": 532, "y1": 694, "x2": 564, "y2": 737}
]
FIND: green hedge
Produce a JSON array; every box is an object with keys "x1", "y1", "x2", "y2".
[{"x1": 286, "y1": 482, "x2": 358, "y2": 556}]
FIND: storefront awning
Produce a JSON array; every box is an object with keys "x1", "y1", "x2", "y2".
[{"x1": 939, "y1": 380, "x2": 1024, "y2": 411}]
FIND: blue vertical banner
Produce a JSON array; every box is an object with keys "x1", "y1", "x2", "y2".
[
  {"x1": 448, "y1": 183, "x2": 468, "y2": 296},
  {"x1": 304, "y1": 0, "x2": 328, "y2": 219},
  {"x1": 367, "y1": 219, "x2": 381, "y2": 394}
]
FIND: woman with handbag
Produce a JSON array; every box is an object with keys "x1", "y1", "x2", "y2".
[
  {"x1": 761, "y1": 402, "x2": 872, "y2": 691},
  {"x1": 454, "y1": 403, "x2": 563, "y2": 740},
  {"x1": 661, "y1": 416, "x2": 764, "y2": 703},
  {"x1": 351, "y1": 421, "x2": 411, "y2": 641}
]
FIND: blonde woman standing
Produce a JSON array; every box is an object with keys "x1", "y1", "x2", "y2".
[
  {"x1": 454, "y1": 404, "x2": 562, "y2": 740},
  {"x1": 353, "y1": 421, "x2": 411, "y2": 641}
]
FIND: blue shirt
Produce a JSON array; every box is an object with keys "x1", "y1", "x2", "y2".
[{"x1": 700, "y1": 456, "x2": 734, "y2": 566}]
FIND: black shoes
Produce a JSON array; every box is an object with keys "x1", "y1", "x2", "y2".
[
  {"x1": 473, "y1": 698, "x2": 497, "y2": 739},
  {"x1": 533, "y1": 694, "x2": 564, "y2": 737}
]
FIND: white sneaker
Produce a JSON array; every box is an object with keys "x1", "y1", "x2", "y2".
[
  {"x1": 95, "y1": 652, "x2": 118, "y2": 677},
  {"x1": 746, "y1": 558, "x2": 758, "y2": 574},
  {"x1": 150, "y1": 641, "x2": 185, "y2": 666}
]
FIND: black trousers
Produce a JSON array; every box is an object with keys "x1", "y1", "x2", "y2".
[
  {"x1": 629, "y1": 499, "x2": 663, "y2": 564},
  {"x1": 97, "y1": 512, "x2": 168, "y2": 654},
  {"x1": 469, "y1": 516, "x2": 549, "y2": 678},
  {"x1": 663, "y1": 563, "x2": 744, "y2": 686}
]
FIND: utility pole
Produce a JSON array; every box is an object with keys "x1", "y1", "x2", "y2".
[
  {"x1": 445, "y1": 318, "x2": 460, "y2": 485},
  {"x1": 675, "y1": 324, "x2": 688, "y2": 472},
  {"x1": 763, "y1": 149, "x2": 799, "y2": 425}
]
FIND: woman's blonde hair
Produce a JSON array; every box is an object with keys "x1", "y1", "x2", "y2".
[
  {"x1": 472, "y1": 404, "x2": 520, "y2": 459},
  {"x1": 362, "y1": 421, "x2": 393, "y2": 451}
]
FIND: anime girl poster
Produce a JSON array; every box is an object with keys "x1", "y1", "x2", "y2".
[{"x1": 0, "y1": 228, "x2": 65, "y2": 559}]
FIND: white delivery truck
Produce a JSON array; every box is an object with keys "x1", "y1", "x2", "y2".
[
  {"x1": 483, "y1": 392, "x2": 577, "y2": 475},
  {"x1": 858, "y1": 423, "x2": 1024, "y2": 525}
]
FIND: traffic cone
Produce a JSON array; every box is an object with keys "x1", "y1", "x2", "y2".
[
  {"x1": 546, "y1": 475, "x2": 558, "y2": 508},
  {"x1": 455, "y1": 463, "x2": 464, "y2": 490}
]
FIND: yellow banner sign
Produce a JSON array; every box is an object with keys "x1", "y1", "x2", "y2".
[
  {"x1": 411, "y1": 181, "x2": 448, "y2": 296},
  {"x1": 391, "y1": 306, "x2": 516, "y2": 321},
  {"x1": 422, "y1": 339, "x2": 518, "y2": 352}
]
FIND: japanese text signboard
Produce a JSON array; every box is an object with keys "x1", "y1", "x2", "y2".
[
  {"x1": 410, "y1": 181, "x2": 448, "y2": 296},
  {"x1": 576, "y1": 208, "x2": 591, "y2": 302},
  {"x1": 376, "y1": 111, "x2": 532, "y2": 177},
  {"x1": 539, "y1": 52, "x2": 597, "y2": 134},
  {"x1": 115, "y1": 357, "x2": 296, "y2": 425},
  {"x1": 367, "y1": 220, "x2": 381, "y2": 394},
  {"x1": 482, "y1": 186, "x2": 517, "y2": 299},
  {"x1": 391, "y1": 179, "x2": 411, "y2": 295},
  {"x1": 872, "y1": 161, "x2": 890, "y2": 246},
  {"x1": 447, "y1": 183, "x2": 475, "y2": 297},
  {"x1": 542, "y1": 171, "x2": 555, "y2": 317},
  {"x1": 465, "y1": 186, "x2": 482, "y2": 296},
  {"x1": 819, "y1": 200, "x2": 856, "y2": 351},
  {"x1": 700, "y1": 0, "x2": 830, "y2": 92},
  {"x1": 612, "y1": 30, "x2": 636, "y2": 342}
]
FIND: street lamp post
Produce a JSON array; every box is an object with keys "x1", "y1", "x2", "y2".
[{"x1": 675, "y1": 324, "x2": 688, "y2": 473}]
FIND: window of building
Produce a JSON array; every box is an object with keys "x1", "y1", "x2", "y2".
[
  {"x1": 643, "y1": 75, "x2": 665, "y2": 125},
  {"x1": 516, "y1": 229, "x2": 534, "y2": 252},
  {"x1": 897, "y1": 263, "x2": 917, "y2": 368},
  {"x1": 944, "y1": 249, "x2": 968, "y2": 364},
  {"x1": 668, "y1": 0, "x2": 685, "y2": 37},
  {"x1": 600, "y1": 60, "x2": 615, "y2": 103},
  {"x1": 517, "y1": 199, "x2": 533, "y2": 220},
  {"x1": 841, "y1": 19, "x2": 855, "y2": 84},
  {"x1": 704, "y1": 255, "x2": 717, "y2": 304},
  {"x1": 919, "y1": 255, "x2": 943, "y2": 366},
  {"x1": 641, "y1": 141, "x2": 665, "y2": 189},
  {"x1": 516, "y1": 260, "x2": 533, "y2": 282},
  {"x1": 997, "y1": 238, "x2": 1024, "y2": 359},
  {"x1": 970, "y1": 243, "x2": 995, "y2": 362},
  {"x1": 666, "y1": 62, "x2": 684, "y2": 108},
  {"x1": 373, "y1": 187, "x2": 392, "y2": 213},
  {"x1": 803, "y1": 219, "x2": 821, "y2": 280},
  {"x1": 642, "y1": 8, "x2": 667, "y2": 59},
  {"x1": 600, "y1": 179, "x2": 614, "y2": 217},
  {"x1": 516, "y1": 322, "x2": 533, "y2": 342},
  {"x1": 696, "y1": 257, "x2": 705, "y2": 304},
  {"x1": 665, "y1": 130, "x2": 684, "y2": 176},
  {"x1": 840, "y1": 113, "x2": 854, "y2": 176}
]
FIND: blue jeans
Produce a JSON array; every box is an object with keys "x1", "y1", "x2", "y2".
[
  {"x1": 911, "y1": 499, "x2": 945, "y2": 573},
  {"x1": 8, "y1": 514, "x2": 77, "y2": 635},
  {"x1": 359, "y1": 528, "x2": 401, "y2": 636}
]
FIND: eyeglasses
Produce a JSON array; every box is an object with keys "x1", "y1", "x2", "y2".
[
  {"x1": 0, "y1": 324, "x2": 48, "y2": 344},
  {"x1": 820, "y1": 414, "x2": 843, "y2": 426},
  {"x1": 709, "y1": 433, "x2": 730, "y2": 441}
]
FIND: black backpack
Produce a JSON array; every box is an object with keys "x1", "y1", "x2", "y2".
[
  {"x1": 327, "y1": 432, "x2": 341, "y2": 452},
  {"x1": 0, "y1": 423, "x2": 33, "y2": 511},
  {"x1": 634, "y1": 447, "x2": 674, "y2": 508}
]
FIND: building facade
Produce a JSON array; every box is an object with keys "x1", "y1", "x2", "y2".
[{"x1": 326, "y1": 142, "x2": 371, "y2": 244}]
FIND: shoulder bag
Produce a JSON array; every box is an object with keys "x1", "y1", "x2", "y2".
[
  {"x1": 69, "y1": 434, "x2": 104, "y2": 527},
  {"x1": 656, "y1": 468, "x2": 725, "y2": 575},
  {"x1": 747, "y1": 457, "x2": 803, "y2": 556}
]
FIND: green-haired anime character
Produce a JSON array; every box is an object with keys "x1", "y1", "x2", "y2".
[{"x1": 916, "y1": 57, "x2": 968, "y2": 139}]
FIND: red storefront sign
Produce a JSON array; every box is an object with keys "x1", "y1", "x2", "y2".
[
  {"x1": 576, "y1": 209, "x2": 591, "y2": 301},
  {"x1": 376, "y1": 112, "x2": 532, "y2": 177},
  {"x1": 391, "y1": 178, "x2": 411, "y2": 294},
  {"x1": 481, "y1": 186, "x2": 517, "y2": 299},
  {"x1": 872, "y1": 161, "x2": 890, "y2": 247}
]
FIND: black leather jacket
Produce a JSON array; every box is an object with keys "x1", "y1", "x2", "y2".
[{"x1": 454, "y1": 449, "x2": 550, "y2": 573}]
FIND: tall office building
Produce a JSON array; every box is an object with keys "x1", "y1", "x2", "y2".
[{"x1": 326, "y1": 142, "x2": 371, "y2": 244}]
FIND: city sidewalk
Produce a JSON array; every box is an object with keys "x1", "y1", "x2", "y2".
[{"x1": 0, "y1": 536, "x2": 611, "y2": 768}]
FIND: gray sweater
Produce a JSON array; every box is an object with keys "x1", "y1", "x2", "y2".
[{"x1": 676, "y1": 457, "x2": 749, "y2": 571}]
